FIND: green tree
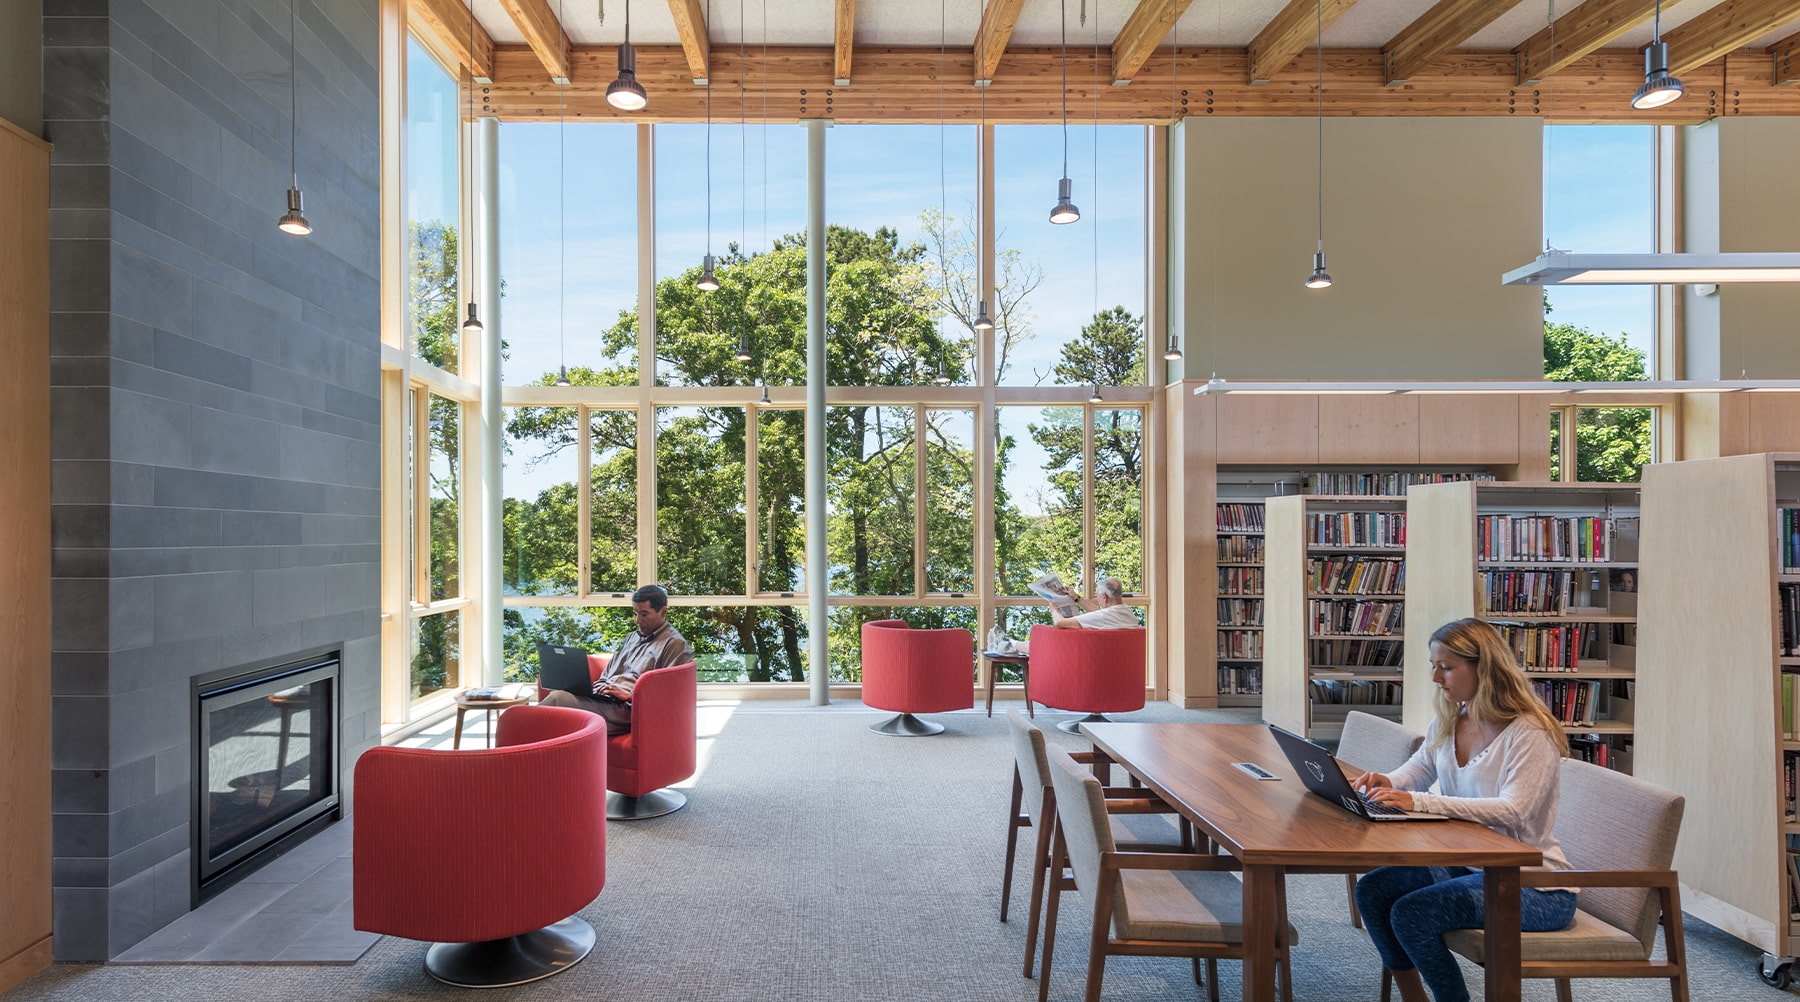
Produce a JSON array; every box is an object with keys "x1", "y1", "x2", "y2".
[
  {"x1": 407, "y1": 220, "x2": 463, "y2": 697},
  {"x1": 1544, "y1": 304, "x2": 1652, "y2": 482}
]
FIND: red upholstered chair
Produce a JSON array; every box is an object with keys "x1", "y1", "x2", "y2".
[
  {"x1": 604, "y1": 661, "x2": 698, "y2": 820},
  {"x1": 861, "y1": 619, "x2": 974, "y2": 735},
  {"x1": 1027, "y1": 624, "x2": 1147, "y2": 734},
  {"x1": 353, "y1": 705, "x2": 606, "y2": 987}
]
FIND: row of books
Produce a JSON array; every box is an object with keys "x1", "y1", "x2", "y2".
[
  {"x1": 1782, "y1": 508, "x2": 1800, "y2": 572},
  {"x1": 1218, "y1": 632, "x2": 1263, "y2": 659},
  {"x1": 1494, "y1": 623, "x2": 1601, "y2": 671},
  {"x1": 1785, "y1": 750, "x2": 1799, "y2": 823},
  {"x1": 1310, "y1": 638, "x2": 1405, "y2": 667},
  {"x1": 1531, "y1": 679, "x2": 1608, "y2": 726},
  {"x1": 1308, "y1": 556, "x2": 1405, "y2": 595},
  {"x1": 1783, "y1": 672, "x2": 1799, "y2": 740},
  {"x1": 1476, "y1": 515, "x2": 1626, "y2": 563},
  {"x1": 1218, "y1": 567, "x2": 1264, "y2": 595},
  {"x1": 1218, "y1": 535, "x2": 1265, "y2": 562},
  {"x1": 1218, "y1": 598, "x2": 1263, "y2": 626},
  {"x1": 1567, "y1": 734, "x2": 1621, "y2": 770},
  {"x1": 1217, "y1": 503, "x2": 1266, "y2": 532},
  {"x1": 1308, "y1": 512, "x2": 1407, "y2": 548},
  {"x1": 1309, "y1": 679, "x2": 1403, "y2": 705},
  {"x1": 1304, "y1": 472, "x2": 1494, "y2": 496},
  {"x1": 1308, "y1": 599, "x2": 1404, "y2": 637},
  {"x1": 1218, "y1": 665, "x2": 1263, "y2": 694},
  {"x1": 1782, "y1": 583, "x2": 1800, "y2": 656},
  {"x1": 1480, "y1": 570, "x2": 1580, "y2": 615}
]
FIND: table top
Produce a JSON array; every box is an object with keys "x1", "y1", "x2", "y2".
[
  {"x1": 454, "y1": 684, "x2": 534, "y2": 708},
  {"x1": 980, "y1": 649, "x2": 1029, "y2": 661},
  {"x1": 1082, "y1": 722, "x2": 1542, "y2": 870}
]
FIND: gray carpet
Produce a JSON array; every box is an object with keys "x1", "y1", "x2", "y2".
[{"x1": 8, "y1": 699, "x2": 1790, "y2": 1000}]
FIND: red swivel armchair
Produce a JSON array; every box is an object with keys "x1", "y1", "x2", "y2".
[
  {"x1": 861, "y1": 619, "x2": 974, "y2": 736},
  {"x1": 1028, "y1": 624, "x2": 1147, "y2": 733},
  {"x1": 354, "y1": 705, "x2": 606, "y2": 987},
  {"x1": 604, "y1": 661, "x2": 698, "y2": 819}
]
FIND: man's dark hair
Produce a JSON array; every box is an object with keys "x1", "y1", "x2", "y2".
[{"x1": 632, "y1": 584, "x2": 669, "y2": 610}]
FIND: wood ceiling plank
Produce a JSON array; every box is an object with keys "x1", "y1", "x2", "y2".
[
  {"x1": 973, "y1": 0, "x2": 1029, "y2": 83},
  {"x1": 1512, "y1": 0, "x2": 1675, "y2": 84},
  {"x1": 836, "y1": 0, "x2": 855, "y2": 84},
  {"x1": 666, "y1": 0, "x2": 713, "y2": 84},
  {"x1": 1246, "y1": 0, "x2": 1361, "y2": 85},
  {"x1": 496, "y1": 0, "x2": 570, "y2": 83},
  {"x1": 1384, "y1": 0, "x2": 1531, "y2": 84},
  {"x1": 1112, "y1": 0, "x2": 1198, "y2": 84},
  {"x1": 408, "y1": 0, "x2": 496, "y2": 79},
  {"x1": 1664, "y1": 0, "x2": 1800, "y2": 77},
  {"x1": 1773, "y1": 30, "x2": 1800, "y2": 84}
]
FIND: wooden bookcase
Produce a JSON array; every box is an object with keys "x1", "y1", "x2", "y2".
[
  {"x1": 1215, "y1": 495, "x2": 1267, "y2": 708},
  {"x1": 1634, "y1": 454, "x2": 1799, "y2": 976},
  {"x1": 1403, "y1": 481, "x2": 1640, "y2": 770},
  {"x1": 1264, "y1": 495, "x2": 1409, "y2": 741}
]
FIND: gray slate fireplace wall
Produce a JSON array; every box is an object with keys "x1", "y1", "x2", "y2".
[{"x1": 44, "y1": 0, "x2": 381, "y2": 960}]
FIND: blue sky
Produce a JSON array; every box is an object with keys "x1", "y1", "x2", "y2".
[{"x1": 1542, "y1": 124, "x2": 1656, "y2": 369}]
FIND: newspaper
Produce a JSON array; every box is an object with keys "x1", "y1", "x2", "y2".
[{"x1": 1029, "y1": 574, "x2": 1081, "y2": 619}]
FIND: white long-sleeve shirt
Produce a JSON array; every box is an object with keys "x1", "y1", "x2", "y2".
[{"x1": 1388, "y1": 716, "x2": 1573, "y2": 877}]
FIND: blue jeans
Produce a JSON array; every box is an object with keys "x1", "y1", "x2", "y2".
[{"x1": 1356, "y1": 866, "x2": 1578, "y2": 1002}]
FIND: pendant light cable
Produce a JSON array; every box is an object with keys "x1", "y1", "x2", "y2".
[
  {"x1": 460, "y1": 0, "x2": 483, "y2": 332},
  {"x1": 1303, "y1": 0, "x2": 1333, "y2": 289},
  {"x1": 277, "y1": 0, "x2": 311, "y2": 235},
  {"x1": 556, "y1": 28, "x2": 570, "y2": 386}
]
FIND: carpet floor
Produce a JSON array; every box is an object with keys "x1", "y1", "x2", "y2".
[{"x1": 8, "y1": 699, "x2": 1790, "y2": 1001}]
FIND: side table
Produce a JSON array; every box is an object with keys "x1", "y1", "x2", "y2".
[
  {"x1": 979, "y1": 650, "x2": 1031, "y2": 718},
  {"x1": 453, "y1": 685, "x2": 533, "y2": 749}
]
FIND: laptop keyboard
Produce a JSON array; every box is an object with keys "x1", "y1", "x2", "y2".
[{"x1": 1359, "y1": 795, "x2": 1408, "y2": 817}]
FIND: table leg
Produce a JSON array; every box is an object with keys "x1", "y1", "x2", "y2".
[
  {"x1": 986, "y1": 662, "x2": 996, "y2": 718},
  {"x1": 452, "y1": 706, "x2": 468, "y2": 750},
  {"x1": 486, "y1": 708, "x2": 498, "y2": 748},
  {"x1": 1483, "y1": 865, "x2": 1523, "y2": 1002},
  {"x1": 1242, "y1": 863, "x2": 1281, "y2": 1002},
  {"x1": 1089, "y1": 747, "x2": 1113, "y2": 786},
  {"x1": 1022, "y1": 662, "x2": 1033, "y2": 718}
]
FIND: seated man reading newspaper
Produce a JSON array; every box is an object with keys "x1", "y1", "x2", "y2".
[{"x1": 1032, "y1": 574, "x2": 1140, "y2": 630}]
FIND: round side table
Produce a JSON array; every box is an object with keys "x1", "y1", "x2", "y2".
[{"x1": 452, "y1": 690, "x2": 533, "y2": 749}]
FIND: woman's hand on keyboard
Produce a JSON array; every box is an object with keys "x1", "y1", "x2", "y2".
[
  {"x1": 1364, "y1": 786, "x2": 1416, "y2": 811},
  {"x1": 1351, "y1": 770, "x2": 1392, "y2": 794}
]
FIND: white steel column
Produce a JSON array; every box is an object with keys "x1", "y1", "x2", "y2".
[
  {"x1": 806, "y1": 120, "x2": 829, "y2": 704},
  {"x1": 476, "y1": 115, "x2": 503, "y2": 684}
]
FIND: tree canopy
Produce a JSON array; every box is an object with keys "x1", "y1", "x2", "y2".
[{"x1": 1543, "y1": 303, "x2": 1652, "y2": 482}]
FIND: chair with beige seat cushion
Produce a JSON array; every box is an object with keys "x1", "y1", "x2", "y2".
[
  {"x1": 1040, "y1": 749, "x2": 1296, "y2": 1002},
  {"x1": 1001, "y1": 710, "x2": 1190, "y2": 978},
  {"x1": 1336, "y1": 710, "x2": 1425, "y2": 928},
  {"x1": 1390, "y1": 757, "x2": 1688, "y2": 1002}
]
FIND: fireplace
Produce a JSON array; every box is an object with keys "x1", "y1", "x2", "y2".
[{"x1": 192, "y1": 650, "x2": 341, "y2": 902}]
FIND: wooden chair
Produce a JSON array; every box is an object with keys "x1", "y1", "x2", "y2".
[
  {"x1": 1001, "y1": 710, "x2": 1191, "y2": 978},
  {"x1": 1040, "y1": 749, "x2": 1295, "y2": 1002},
  {"x1": 1335, "y1": 710, "x2": 1424, "y2": 928},
  {"x1": 1383, "y1": 757, "x2": 1689, "y2": 1002}
]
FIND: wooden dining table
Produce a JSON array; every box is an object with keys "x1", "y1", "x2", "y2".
[{"x1": 1081, "y1": 722, "x2": 1543, "y2": 1002}]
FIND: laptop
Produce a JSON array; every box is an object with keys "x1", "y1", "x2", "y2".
[
  {"x1": 536, "y1": 643, "x2": 596, "y2": 697},
  {"x1": 1268, "y1": 724, "x2": 1448, "y2": 823}
]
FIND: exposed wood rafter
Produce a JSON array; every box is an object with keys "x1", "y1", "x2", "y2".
[
  {"x1": 1513, "y1": 0, "x2": 1670, "y2": 84},
  {"x1": 1112, "y1": 0, "x2": 1197, "y2": 85},
  {"x1": 1246, "y1": 0, "x2": 1361, "y2": 85},
  {"x1": 1663, "y1": 0, "x2": 1800, "y2": 77},
  {"x1": 835, "y1": 0, "x2": 856, "y2": 84},
  {"x1": 1384, "y1": 0, "x2": 1530, "y2": 85},
  {"x1": 1773, "y1": 30, "x2": 1800, "y2": 84},
  {"x1": 666, "y1": 0, "x2": 713, "y2": 84},
  {"x1": 973, "y1": 0, "x2": 1029, "y2": 83},
  {"x1": 497, "y1": 0, "x2": 571, "y2": 83},
  {"x1": 407, "y1": 0, "x2": 496, "y2": 80}
]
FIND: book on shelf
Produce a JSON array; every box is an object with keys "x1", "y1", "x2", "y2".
[
  {"x1": 1784, "y1": 673, "x2": 1798, "y2": 741},
  {"x1": 1217, "y1": 598, "x2": 1264, "y2": 626},
  {"x1": 1476, "y1": 515, "x2": 1636, "y2": 563},
  {"x1": 1308, "y1": 599, "x2": 1404, "y2": 637},
  {"x1": 1304, "y1": 471, "x2": 1494, "y2": 496},
  {"x1": 1218, "y1": 535, "x2": 1265, "y2": 562},
  {"x1": 1308, "y1": 555, "x2": 1405, "y2": 595},
  {"x1": 1787, "y1": 851, "x2": 1800, "y2": 921},
  {"x1": 1310, "y1": 638, "x2": 1404, "y2": 667},
  {"x1": 1308, "y1": 511, "x2": 1406, "y2": 548},
  {"x1": 1783, "y1": 507, "x2": 1800, "y2": 573},
  {"x1": 1217, "y1": 503, "x2": 1266, "y2": 532}
]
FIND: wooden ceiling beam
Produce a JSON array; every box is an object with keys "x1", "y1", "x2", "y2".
[
  {"x1": 666, "y1": 0, "x2": 713, "y2": 84},
  {"x1": 496, "y1": 0, "x2": 571, "y2": 83},
  {"x1": 1663, "y1": 0, "x2": 1800, "y2": 77},
  {"x1": 407, "y1": 0, "x2": 496, "y2": 79},
  {"x1": 1513, "y1": 0, "x2": 1673, "y2": 84},
  {"x1": 1246, "y1": 0, "x2": 1361, "y2": 85},
  {"x1": 1384, "y1": 0, "x2": 1531, "y2": 84},
  {"x1": 1772, "y1": 30, "x2": 1800, "y2": 83},
  {"x1": 973, "y1": 0, "x2": 1029, "y2": 83},
  {"x1": 835, "y1": 0, "x2": 856, "y2": 84},
  {"x1": 1112, "y1": 0, "x2": 1197, "y2": 85}
]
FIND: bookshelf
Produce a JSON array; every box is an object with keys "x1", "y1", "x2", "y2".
[
  {"x1": 1216, "y1": 496, "x2": 1267, "y2": 708},
  {"x1": 1634, "y1": 454, "x2": 1798, "y2": 975},
  {"x1": 1264, "y1": 495, "x2": 1409, "y2": 742},
  {"x1": 1403, "y1": 481, "x2": 1641, "y2": 771}
]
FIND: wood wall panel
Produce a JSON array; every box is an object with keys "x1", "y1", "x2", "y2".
[
  {"x1": 0, "y1": 116, "x2": 52, "y2": 992},
  {"x1": 1214, "y1": 395, "x2": 1319, "y2": 463},
  {"x1": 1745, "y1": 393, "x2": 1800, "y2": 454},
  {"x1": 1418, "y1": 393, "x2": 1522, "y2": 463},
  {"x1": 1318, "y1": 395, "x2": 1420, "y2": 463}
]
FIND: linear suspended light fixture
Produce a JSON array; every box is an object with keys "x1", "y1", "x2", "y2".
[
  {"x1": 1503, "y1": 251, "x2": 1800, "y2": 286},
  {"x1": 1196, "y1": 378, "x2": 1800, "y2": 395}
]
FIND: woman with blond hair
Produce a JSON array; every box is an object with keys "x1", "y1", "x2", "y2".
[{"x1": 1350, "y1": 617, "x2": 1577, "y2": 1002}]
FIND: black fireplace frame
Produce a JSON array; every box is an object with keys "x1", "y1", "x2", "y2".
[{"x1": 191, "y1": 647, "x2": 342, "y2": 904}]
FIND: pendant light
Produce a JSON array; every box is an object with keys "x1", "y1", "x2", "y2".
[
  {"x1": 697, "y1": 17, "x2": 720, "y2": 294},
  {"x1": 973, "y1": 4, "x2": 996, "y2": 331},
  {"x1": 554, "y1": 34, "x2": 571, "y2": 389},
  {"x1": 1631, "y1": 0, "x2": 1683, "y2": 110},
  {"x1": 1164, "y1": 335, "x2": 1183, "y2": 361},
  {"x1": 1303, "y1": 0, "x2": 1332, "y2": 290},
  {"x1": 735, "y1": 334, "x2": 753, "y2": 362},
  {"x1": 606, "y1": 0, "x2": 649, "y2": 110},
  {"x1": 276, "y1": 0, "x2": 311, "y2": 236},
  {"x1": 759, "y1": 381, "x2": 771, "y2": 405},
  {"x1": 460, "y1": 0, "x2": 484, "y2": 334},
  {"x1": 1049, "y1": 0, "x2": 1079, "y2": 225},
  {"x1": 1088, "y1": 385, "x2": 1103, "y2": 404},
  {"x1": 973, "y1": 303, "x2": 995, "y2": 331},
  {"x1": 1162, "y1": 17, "x2": 1181, "y2": 362}
]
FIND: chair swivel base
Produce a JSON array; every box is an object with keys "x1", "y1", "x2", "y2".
[
  {"x1": 870, "y1": 712, "x2": 945, "y2": 736},
  {"x1": 607, "y1": 787, "x2": 688, "y2": 820},
  {"x1": 1057, "y1": 712, "x2": 1112, "y2": 734},
  {"x1": 423, "y1": 916, "x2": 595, "y2": 988}
]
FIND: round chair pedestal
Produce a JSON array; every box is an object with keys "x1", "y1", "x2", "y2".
[
  {"x1": 423, "y1": 916, "x2": 596, "y2": 988},
  {"x1": 870, "y1": 712, "x2": 946, "y2": 736},
  {"x1": 606, "y1": 788, "x2": 688, "y2": 820},
  {"x1": 1057, "y1": 712, "x2": 1111, "y2": 735}
]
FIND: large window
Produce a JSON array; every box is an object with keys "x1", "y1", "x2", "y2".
[
  {"x1": 1542, "y1": 125, "x2": 1655, "y2": 374},
  {"x1": 404, "y1": 35, "x2": 460, "y2": 371}
]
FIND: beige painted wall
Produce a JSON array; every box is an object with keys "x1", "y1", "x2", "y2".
[
  {"x1": 1718, "y1": 118, "x2": 1800, "y2": 379},
  {"x1": 0, "y1": 0, "x2": 40, "y2": 137},
  {"x1": 1175, "y1": 117, "x2": 1544, "y2": 380}
]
